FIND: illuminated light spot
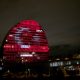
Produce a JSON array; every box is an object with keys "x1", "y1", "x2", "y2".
[
  {"x1": 32, "y1": 52, "x2": 35, "y2": 54},
  {"x1": 12, "y1": 45, "x2": 14, "y2": 48},
  {"x1": 43, "y1": 47, "x2": 46, "y2": 49},
  {"x1": 77, "y1": 61, "x2": 79, "y2": 64},
  {"x1": 20, "y1": 54, "x2": 33, "y2": 57},
  {"x1": 56, "y1": 58, "x2": 60, "y2": 61},
  {"x1": 50, "y1": 63, "x2": 53, "y2": 67},
  {"x1": 7, "y1": 70, "x2": 10, "y2": 73},
  {"x1": 41, "y1": 46, "x2": 48, "y2": 50},
  {"x1": 4, "y1": 45, "x2": 11, "y2": 48},
  {"x1": 21, "y1": 45, "x2": 30, "y2": 48},
  {"x1": 9, "y1": 34, "x2": 13, "y2": 37},
  {"x1": 6, "y1": 40, "x2": 8, "y2": 42},
  {"x1": 36, "y1": 30, "x2": 43, "y2": 32}
]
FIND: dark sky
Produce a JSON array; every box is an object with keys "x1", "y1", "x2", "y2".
[{"x1": 0, "y1": 0, "x2": 80, "y2": 46}]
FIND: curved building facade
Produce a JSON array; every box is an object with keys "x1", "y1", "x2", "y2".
[{"x1": 3, "y1": 20, "x2": 49, "y2": 63}]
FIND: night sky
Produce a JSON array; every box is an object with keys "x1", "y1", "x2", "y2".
[{"x1": 0, "y1": 0, "x2": 80, "y2": 46}]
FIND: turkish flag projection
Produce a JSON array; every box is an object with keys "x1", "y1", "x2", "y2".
[{"x1": 3, "y1": 20, "x2": 49, "y2": 62}]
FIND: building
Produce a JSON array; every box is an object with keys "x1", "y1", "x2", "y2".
[{"x1": 2, "y1": 20, "x2": 50, "y2": 74}]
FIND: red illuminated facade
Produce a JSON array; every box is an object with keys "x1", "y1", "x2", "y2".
[{"x1": 3, "y1": 20, "x2": 49, "y2": 63}]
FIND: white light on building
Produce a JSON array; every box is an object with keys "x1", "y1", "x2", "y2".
[
  {"x1": 36, "y1": 30, "x2": 43, "y2": 32},
  {"x1": 6, "y1": 40, "x2": 8, "y2": 42},
  {"x1": 77, "y1": 61, "x2": 79, "y2": 64},
  {"x1": 21, "y1": 45, "x2": 30, "y2": 48},
  {"x1": 9, "y1": 34, "x2": 13, "y2": 37},
  {"x1": 32, "y1": 52, "x2": 35, "y2": 54},
  {"x1": 20, "y1": 54, "x2": 33, "y2": 57}
]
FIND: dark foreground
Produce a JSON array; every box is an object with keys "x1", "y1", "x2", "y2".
[{"x1": 1, "y1": 74, "x2": 80, "y2": 80}]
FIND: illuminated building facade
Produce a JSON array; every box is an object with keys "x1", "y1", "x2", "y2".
[{"x1": 3, "y1": 20, "x2": 49, "y2": 63}]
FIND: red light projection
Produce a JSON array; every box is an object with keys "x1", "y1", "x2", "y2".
[{"x1": 3, "y1": 20, "x2": 49, "y2": 62}]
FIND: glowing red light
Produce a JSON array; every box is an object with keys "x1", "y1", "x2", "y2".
[
  {"x1": 19, "y1": 20, "x2": 40, "y2": 26},
  {"x1": 3, "y1": 20, "x2": 49, "y2": 62}
]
